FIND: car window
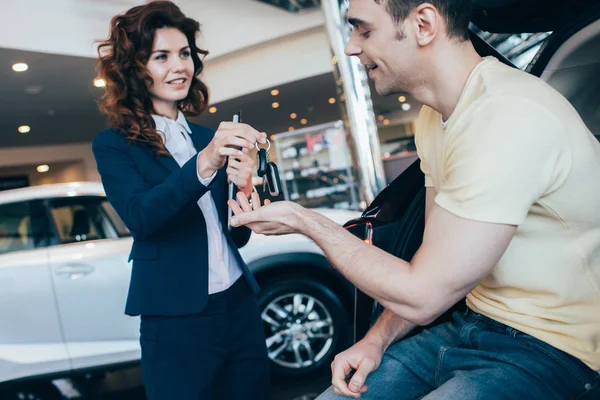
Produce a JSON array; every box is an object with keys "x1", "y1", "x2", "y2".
[
  {"x1": 0, "y1": 201, "x2": 52, "y2": 254},
  {"x1": 49, "y1": 197, "x2": 127, "y2": 244},
  {"x1": 100, "y1": 200, "x2": 130, "y2": 237}
]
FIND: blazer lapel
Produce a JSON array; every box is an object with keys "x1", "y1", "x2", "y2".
[
  {"x1": 157, "y1": 152, "x2": 180, "y2": 172},
  {"x1": 189, "y1": 124, "x2": 213, "y2": 154}
]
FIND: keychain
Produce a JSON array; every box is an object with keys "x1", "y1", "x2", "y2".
[{"x1": 256, "y1": 139, "x2": 282, "y2": 197}]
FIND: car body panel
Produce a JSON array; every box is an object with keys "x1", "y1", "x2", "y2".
[
  {"x1": 0, "y1": 248, "x2": 70, "y2": 382},
  {"x1": 473, "y1": 0, "x2": 600, "y2": 33}
]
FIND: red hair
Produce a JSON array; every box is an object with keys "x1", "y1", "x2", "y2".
[{"x1": 96, "y1": 1, "x2": 210, "y2": 156}]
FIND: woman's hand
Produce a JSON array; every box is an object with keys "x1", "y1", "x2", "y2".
[
  {"x1": 198, "y1": 122, "x2": 266, "y2": 178},
  {"x1": 227, "y1": 148, "x2": 254, "y2": 197}
]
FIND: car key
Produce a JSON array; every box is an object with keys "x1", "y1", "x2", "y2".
[
  {"x1": 257, "y1": 148, "x2": 268, "y2": 178},
  {"x1": 266, "y1": 161, "x2": 281, "y2": 196}
]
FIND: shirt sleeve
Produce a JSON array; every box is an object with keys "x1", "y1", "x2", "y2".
[
  {"x1": 434, "y1": 97, "x2": 571, "y2": 225},
  {"x1": 196, "y1": 155, "x2": 217, "y2": 185}
]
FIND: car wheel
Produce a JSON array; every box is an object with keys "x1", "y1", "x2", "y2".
[{"x1": 257, "y1": 277, "x2": 348, "y2": 377}]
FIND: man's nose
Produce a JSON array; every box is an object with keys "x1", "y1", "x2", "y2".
[{"x1": 344, "y1": 34, "x2": 362, "y2": 57}]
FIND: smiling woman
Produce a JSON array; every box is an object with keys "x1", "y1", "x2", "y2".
[
  {"x1": 95, "y1": 1, "x2": 209, "y2": 157},
  {"x1": 91, "y1": 2, "x2": 270, "y2": 399}
]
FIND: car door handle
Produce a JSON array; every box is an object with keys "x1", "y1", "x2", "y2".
[{"x1": 55, "y1": 265, "x2": 95, "y2": 280}]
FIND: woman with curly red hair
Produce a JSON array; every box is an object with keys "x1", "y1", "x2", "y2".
[{"x1": 92, "y1": 2, "x2": 270, "y2": 399}]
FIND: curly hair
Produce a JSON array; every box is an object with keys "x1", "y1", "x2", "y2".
[{"x1": 96, "y1": 1, "x2": 210, "y2": 156}]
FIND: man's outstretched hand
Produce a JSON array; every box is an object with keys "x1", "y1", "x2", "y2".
[{"x1": 228, "y1": 192, "x2": 307, "y2": 236}]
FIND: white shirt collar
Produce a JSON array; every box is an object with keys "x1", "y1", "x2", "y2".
[{"x1": 151, "y1": 110, "x2": 192, "y2": 135}]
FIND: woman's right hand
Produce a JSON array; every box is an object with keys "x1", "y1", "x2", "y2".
[{"x1": 198, "y1": 122, "x2": 267, "y2": 178}]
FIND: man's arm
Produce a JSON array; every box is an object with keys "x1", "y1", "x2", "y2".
[
  {"x1": 425, "y1": 186, "x2": 436, "y2": 221},
  {"x1": 361, "y1": 187, "x2": 438, "y2": 345},
  {"x1": 300, "y1": 203, "x2": 516, "y2": 325}
]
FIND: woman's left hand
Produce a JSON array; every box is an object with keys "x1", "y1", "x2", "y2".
[{"x1": 226, "y1": 148, "x2": 254, "y2": 197}]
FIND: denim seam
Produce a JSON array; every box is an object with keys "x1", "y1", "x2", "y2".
[
  {"x1": 515, "y1": 336, "x2": 589, "y2": 385},
  {"x1": 435, "y1": 346, "x2": 448, "y2": 387}
]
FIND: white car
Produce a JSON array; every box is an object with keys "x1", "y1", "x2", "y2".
[{"x1": 0, "y1": 182, "x2": 359, "y2": 398}]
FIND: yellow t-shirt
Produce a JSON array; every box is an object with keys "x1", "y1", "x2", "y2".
[{"x1": 415, "y1": 57, "x2": 600, "y2": 369}]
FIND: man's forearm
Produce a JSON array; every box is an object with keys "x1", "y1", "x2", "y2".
[
  {"x1": 298, "y1": 210, "x2": 430, "y2": 324},
  {"x1": 364, "y1": 309, "x2": 417, "y2": 351}
]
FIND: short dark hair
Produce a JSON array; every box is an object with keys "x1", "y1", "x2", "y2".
[{"x1": 375, "y1": 0, "x2": 473, "y2": 41}]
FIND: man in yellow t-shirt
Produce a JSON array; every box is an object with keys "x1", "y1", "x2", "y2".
[{"x1": 228, "y1": 0, "x2": 600, "y2": 398}]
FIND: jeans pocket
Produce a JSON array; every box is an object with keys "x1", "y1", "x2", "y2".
[{"x1": 514, "y1": 332, "x2": 595, "y2": 386}]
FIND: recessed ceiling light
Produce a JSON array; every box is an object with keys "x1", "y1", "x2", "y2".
[
  {"x1": 290, "y1": 113, "x2": 297, "y2": 119},
  {"x1": 271, "y1": 89, "x2": 279, "y2": 96},
  {"x1": 340, "y1": 95, "x2": 345, "y2": 102},
  {"x1": 93, "y1": 78, "x2": 106, "y2": 88},
  {"x1": 300, "y1": 118, "x2": 307, "y2": 125},
  {"x1": 272, "y1": 102, "x2": 280, "y2": 109},
  {"x1": 377, "y1": 115, "x2": 385, "y2": 121},
  {"x1": 270, "y1": 135, "x2": 276, "y2": 141},
  {"x1": 288, "y1": 127, "x2": 295, "y2": 132},
  {"x1": 383, "y1": 119, "x2": 390, "y2": 125},
  {"x1": 12, "y1": 63, "x2": 28, "y2": 72},
  {"x1": 328, "y1": 98, "x2": 336, "y2": 104},
  {"x1": 18, "y1": 125, "x2": 30, "y2": 134},
  {"x1": 398, "y1": 96, "x2": 406, "y2": 103},
  {"x1": 37, "y1": 165, "x2": 49, "y2": 173},
  {"x1": 402, "y1": 103, "x2": 411, "y2": 111},
  {"x1": 208, "y1": 106, "x2": 217, "y2": 113}
]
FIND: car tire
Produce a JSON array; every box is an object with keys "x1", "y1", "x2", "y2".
[{"x1": 257, "y1": 276, "x2": 348, "y2": 377}]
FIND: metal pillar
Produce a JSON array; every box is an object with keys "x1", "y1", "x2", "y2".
[{"x1": 322, "y1": 0, "x2": 387, "y2": 206}]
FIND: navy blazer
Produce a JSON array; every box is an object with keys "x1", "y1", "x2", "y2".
[{"x1": 92, "y1": 122, "x2": 259, "y2": 316}]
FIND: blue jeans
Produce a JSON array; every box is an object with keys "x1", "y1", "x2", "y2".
[{"x1": 317, "y1": 308, "x2": 600, "y2": 399}]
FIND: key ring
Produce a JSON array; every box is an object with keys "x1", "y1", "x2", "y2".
[{"x1": 256, "y1": 138, "x2": 271, "y2": 152}]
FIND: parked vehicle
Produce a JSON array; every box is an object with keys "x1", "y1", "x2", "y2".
[{"x1": 0, "y1": 182, "x2": 359, "y2": 398}]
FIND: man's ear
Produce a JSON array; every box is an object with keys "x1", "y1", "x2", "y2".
[{"x1": 413, "y1": 3, "x2": 439, "y2": 46}]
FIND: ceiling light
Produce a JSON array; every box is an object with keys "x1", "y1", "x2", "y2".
[
  {"x1": 12, "y1": 63, "x2": 28, "y2": 72},
  {"x1": 332, "y1": 56, "x2": 338, "y2": 65},
  {"x1": 290, "y1": 113, "x2": 297, "y2": 119},
  {"x1": 402, "y1": 103, "x2": 412, "y2": 111},
  {"x1": 398, "y1": 96, "x2": 406, "y2": 103},
  {"x1": 383, "y1": 119, "x2": 390, "y2": 125},
  {"x1": 18, "y1": 125, "x2": 30, "y2": 134},
  {"x1": 288, "y1": 127, "x2": 295, "y2": 132},
  {"x1": 208, "y1": 106, "x2": 217, "y2": 113},
  {"x1": 37, "y1": 165, "x2": 49, "y2": 173},
  {"x1": 377, "y1": 115, "x2": 384, "y2": 121},
  {"x1": 328, "y1": 98, "x2": 336, "y2": 104},
  {"x1": 271, "y1": 89, "x2": 279, "y2": 96},
  {"x1": 340, "y1": 95, "x2": 345, "y2": 102},
  {"x1": 93, "y1": 78, "x2": 106, "y2": 88},
  {"x1": 300, "y1": 118, "x2": 307, "y2": 125},
  {"x1": 272, "y1": 102, "x2": 280, "y2": 109}
]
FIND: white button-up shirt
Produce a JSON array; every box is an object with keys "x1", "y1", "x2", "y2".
[{"x1": 152, "y1": 111, "x2": 242, "y2": 294}]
